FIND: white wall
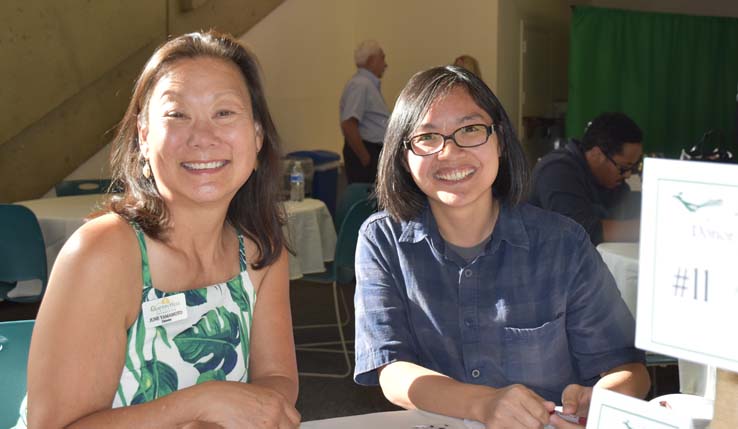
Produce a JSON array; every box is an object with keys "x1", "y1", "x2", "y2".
[
  {"x1": 497, "y1": 0, "x2": 570, "y2": 135},
  {"x1": 240, "y1": 0, "x2": 499, "y2": 156}
]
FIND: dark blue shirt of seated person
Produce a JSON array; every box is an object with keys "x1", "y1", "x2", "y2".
[
  {"x1": 529, "y1": 140, "x2": 637, "y2": 245},
  {"x1": 353, "y1": 202, "x2": 644, "y2": 403}
]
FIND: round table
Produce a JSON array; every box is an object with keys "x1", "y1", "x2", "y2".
[
  {"x1": 15, "y1": 195, "x2": 337, "y2": 287},
  {"x1": 596, "y1": 242, "x2": 639, "y2": 317}
]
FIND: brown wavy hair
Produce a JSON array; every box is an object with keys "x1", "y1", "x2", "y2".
[{"x1": 108, "y1": 30, "x2": 286, "y2": 269}]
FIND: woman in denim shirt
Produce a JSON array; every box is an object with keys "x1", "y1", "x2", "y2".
[{"x1": 353, "y1": 66, "x2": 650, "y2": 428}]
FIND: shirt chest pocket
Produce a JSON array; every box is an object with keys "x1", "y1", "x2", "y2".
[{"x1": 501, "y1": 314, "x2": 573, "y2": 392}]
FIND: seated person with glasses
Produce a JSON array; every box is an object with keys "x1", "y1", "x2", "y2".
[
  {"x1": 354, "y1": 67, "x2": 649, "y2": 428},
  {"x1": 529, "y1": 112, "x2": 643, "y2": 244}
]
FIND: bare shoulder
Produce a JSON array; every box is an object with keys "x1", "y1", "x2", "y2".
[
  {"x1": 244, "y1": 241, "x2": 288, "y2": 295},
  {"x1": 60, "y1": 213, "x2": 139, "y2": 270},
  {"x1": 46, "y1": 213, "x2": 143, "y2": 323}
]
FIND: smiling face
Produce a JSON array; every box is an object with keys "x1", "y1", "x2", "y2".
[
  {"x1": 405, "y1": 86, "x2": 500, "y2": 216},
  {"x1": 138, "y1": 57, "x2": 262, "y2": 208}
]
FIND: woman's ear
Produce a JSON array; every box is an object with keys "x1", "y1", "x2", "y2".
[
  {"x1": 137, "y1": 115, "x2": 149, "y2": 158},
  {"x1": 255, "y1": 123, "x2": 264, "y2": 152},
  {"x1": 400, "y1": 150, "x2": 410, "y2": 172}
]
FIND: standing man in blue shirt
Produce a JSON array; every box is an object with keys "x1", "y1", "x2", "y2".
[{"x1": 339, "y1": 40, "x2": 389, "y2": 184}]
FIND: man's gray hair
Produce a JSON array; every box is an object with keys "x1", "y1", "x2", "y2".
[{"x1": 354, "y1": 40, "x2": 382, "y2": 67}]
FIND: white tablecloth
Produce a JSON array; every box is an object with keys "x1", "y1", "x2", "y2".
[
  {"x1": 301, "y1": 410, "x2": 469, "y2": 429},
  {"x1": 596, "y1": 242, "x2": 716, "y2": 399},
  {"x1": 596, "y1": 242, "x2": 639, "y2": 317},
  {"x1": 17, "y1": 194, "x2": 110, "y2": 273},
  {"x1": 282, "y1": 198, "x2": 337, "y2": 280},
  {"x1": 16, "y1": 195, "x2": 336, "y2": 281}
]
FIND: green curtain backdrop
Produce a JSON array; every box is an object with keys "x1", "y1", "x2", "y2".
[{"x1": 567, "y1": 6, "x2": 738, "y2": 157}]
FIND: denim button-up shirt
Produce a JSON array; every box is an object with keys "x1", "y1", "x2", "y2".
[{"x1": 354, "y1": 202, "x2": 643, "y2": 402}]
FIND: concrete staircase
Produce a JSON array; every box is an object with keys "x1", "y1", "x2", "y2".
[{"x1": 0, "y1": 0, "x2": 284, "y2": 202}]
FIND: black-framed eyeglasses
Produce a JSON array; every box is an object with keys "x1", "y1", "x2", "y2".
[
  {"x1": 403, "y1": 123, "x2": 498, "y2": 156},
  {"x1": 603, "y1": 151, "x2": 642, "y2": 176}
]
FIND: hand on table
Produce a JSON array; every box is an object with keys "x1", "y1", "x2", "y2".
[
  {"x1": 475, "y1": 384, "x2": 555, "y2": 428},
  {"x1": 198, "y1": 381, "x2": 301, "y2": 429},
  {"x1": 547, "y1": 384, "x2": 592, "y2": 428}
]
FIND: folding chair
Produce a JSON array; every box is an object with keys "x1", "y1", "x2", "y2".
[
  {"x1": 334, "y1": 183, "x2": 373, "y2": 229},
  {"x1": 295, "y1": 197, "x2": 376, "y2": 378},
  {"x1": 0, "y1": 320, "x2": 34, "y2": 428},
  {"x1": 0, "y1": 205, "x2": 48, "y2": 302}
]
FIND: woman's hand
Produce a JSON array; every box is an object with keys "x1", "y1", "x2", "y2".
[
  {"x1": 197, "y1": 381, "x2": 301, "y2": 429},
  {"x1": 560, "y1": 384, "x2": 592, "y2": 416},
  {"x1": 545, "y1": 384, "x2": 592, "y2": 428},
  {"x1": 474, "y1": 384, "x2": 555, "y2": 428}
]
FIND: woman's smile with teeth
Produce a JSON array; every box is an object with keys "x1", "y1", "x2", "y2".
[
  {"x1": 435, "y1": 168, "x2": 475, "y2": 181},
  {"x1": 182, "y1": 160, "x2": 228, "y2": 170}
]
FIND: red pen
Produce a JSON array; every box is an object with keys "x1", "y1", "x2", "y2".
[{"x1": 550, "y1": 410, "x2": 588, "y2": 426}]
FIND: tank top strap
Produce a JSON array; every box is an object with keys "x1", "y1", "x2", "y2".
[
  {"x1": 237, "y1": 234, "x2": 247, "y2": 271},
  {"x1": 129, "y1": 222, "x2": 153, "y2": 289}
]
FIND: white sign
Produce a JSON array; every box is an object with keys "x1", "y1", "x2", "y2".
[
  {"x1": 586, "y1": 388, "x2": 693, "y2": 429},
  {"x1": 636, "y1": 158, "x2": 738, "y2": 372}
]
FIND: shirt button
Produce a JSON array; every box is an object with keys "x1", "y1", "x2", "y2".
[
  {"x1": 471, "y1": 369, "x2": 481, "y2": 378},
  {"x1": 464, "y1": 269, "x2": 473, "y2": 278},
  {"x1": 464, "y1": 319, "x2": 473, "y2": 328}
]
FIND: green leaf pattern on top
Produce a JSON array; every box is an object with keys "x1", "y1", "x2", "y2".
[
  {"x1": 196, "y1": 369, "x2": 227, "y2": 383},
  {"x1": 173, "y1": 307, "x2": 241, "y2": 374},
  {"x1": 184, "y1": 288, "x2": 208, "y2": 306},
  {"x1": 112, "y1": 225, "x2": 255, "y2": 408},
  {"x1": 131, "y1": 360, "x2": 179, "y2": 404}
]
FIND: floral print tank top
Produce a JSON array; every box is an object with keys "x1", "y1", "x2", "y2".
[
  {"x1": 13, "y1": 225, "x2": 256, "y2": 428},
  {"x1": 112, "y1": 224, "x2": 256, "y2": 407}
]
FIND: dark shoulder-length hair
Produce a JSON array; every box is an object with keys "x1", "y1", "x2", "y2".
[
  {"x1": 376, "y1": 65, "x2": 529, "y2": 222},
  {"x1": 108, "y1": 30, "x2": 285, "y2": 269}
]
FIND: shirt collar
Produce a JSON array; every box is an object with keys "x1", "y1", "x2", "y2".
[
  {"x1": 398, "y1": 202, "x2": 530, "y2": 252},
  {"x1": 357, "y1": 67, "x2": 381, "y2": 89}
]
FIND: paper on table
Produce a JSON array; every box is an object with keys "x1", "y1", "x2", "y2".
[
  {"x1": 587, "y1": 387, "x2": 692, "y2": 429},
  {"x1": 463, "y1": 407, "x2": 580, "y2": 429},
  {"x1": 300, "y1": 410, "x2": 465, "y2": 429}
]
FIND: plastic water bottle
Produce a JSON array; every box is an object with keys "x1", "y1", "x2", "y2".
[{"x1": 289, "y1": 160, "x2": 305, "y2": 202}]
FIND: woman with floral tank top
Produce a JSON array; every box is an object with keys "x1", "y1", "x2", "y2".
[{"x1": 19, "y1": 31, "x2": 299, "y2": 428}]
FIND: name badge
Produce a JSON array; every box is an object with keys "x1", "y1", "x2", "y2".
[{"x1": 142, "y1": 293, "x2": 188, "y2": 328}]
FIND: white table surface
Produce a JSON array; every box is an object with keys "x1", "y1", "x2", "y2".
[
  {"x1": 282, "y1": 198, "x2": 337, "y2": 280},
  {"x1": 596, "y1": 242, "x2": 716, "y2": 399},
  {"x1": 17, "y1": 194, "x2": 109, "y2": 273},
  {"x1": 301, "y1": 410, "x2": 469, "y2": 429},
  {"x1": 16, "y1": 195, "x2": 336, "y2": 281},
  {"x1": 596, "y1": 242, "x2": 639, "y2": 317}
]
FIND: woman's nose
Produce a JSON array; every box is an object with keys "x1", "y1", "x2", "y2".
[
  {"x1": 437, "y1": 137, "x2": 461, "y2": 158},
  {"x1": 189, "y1": 119, "x2": 218, "y2": 147}
]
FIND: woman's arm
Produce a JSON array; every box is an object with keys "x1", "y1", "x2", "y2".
[
  {"x1": 247, "y1": 247, "x2": 299, "y2": 405},
  {"x1": 379, "y1": 361, "x2": 553, "y2": 428},
  {"x1": 27, "y1": 215, "x2": 206, "y2": 428},
  {"x1": 597, "y1": 362, "x2": 650, "y2": 397},
  {"x1": 558, "y1": 362, "x2": 650, "y2": 422},
  {"x1": 28, "y1": 217, "x2": 299, "y2": 428}
]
